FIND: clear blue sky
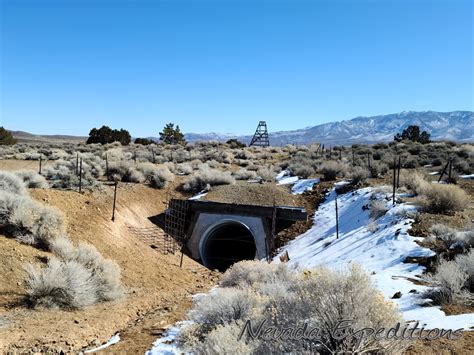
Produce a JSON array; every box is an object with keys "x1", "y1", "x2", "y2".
[{"x1": 0, "y1": 0, "x2": 472, "y2": 137}]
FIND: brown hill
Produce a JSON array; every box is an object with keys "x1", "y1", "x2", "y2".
[{"x1": 0, "y1": 181, "x2": 217, "y2": 353}]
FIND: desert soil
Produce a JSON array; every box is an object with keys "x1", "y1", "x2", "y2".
[
  {"x1": 1, "y1": 160, "x2": 473, "y2": 353},
  {"x1": 0, "y1": 178, "x2": 219, "y2": 353}
]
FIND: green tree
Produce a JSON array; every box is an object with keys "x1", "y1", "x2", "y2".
[
  {"x1": 134, "y1": 137, "x2": 154, "y2": 145},
  {"x1": 159, "y1": 123, "x2": 186, "y2": 145},
  {"x1": 87, "y1": 126, "x2": 131, "y2": 145},
  {"x1": 394, "y1": 125, "x2": 430, "y2": 144},
  {"x1": 0, "y1": 127, "x2": 17, "y2": 145}
]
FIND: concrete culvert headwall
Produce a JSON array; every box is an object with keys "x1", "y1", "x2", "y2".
[{"x1": 199, "y1": 220, "x2": 257, "y2": 272}]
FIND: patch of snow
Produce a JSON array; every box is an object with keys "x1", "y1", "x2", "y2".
[
  {"x1": 423, "y1": 164, "x2": 433, "y2": 168},
  {"x1": 189, "y1": 191, "x2": 208, "y2": 200},
  {"x1": 291, "y1": 178, "x2": 320, "y2": 194},
  {"x1": 146, "y1": 321, "x2": 192, "y2": 355},
  {"x1": 276, "y1": 186, "x2": 474, "y2": 330},
  {"x1": 460, "y1": 174, "x2": 474, "y2": 179},
  {"x1": 82, "y1": 333, "x2": 120, "y2": 353},
  {"x1": 277, "y1": 176, "x2": 299, "y2": 185},
  {"x1": 276, "y1": 169, "x2": 291, "y2": 181},
  {"x1": 429, "y1": 171, "x2": 440, "y2": 175}
]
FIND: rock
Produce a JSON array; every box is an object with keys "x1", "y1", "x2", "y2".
[
  {"x1": 74, "y1": 319, "x2": 79, "y2": 324},
  {"x1": 409, "y1": 289, "x2": 418, "y2": 294},
  {"x1": 391, "y1": 291, "x2": 402, "y2": 299}
]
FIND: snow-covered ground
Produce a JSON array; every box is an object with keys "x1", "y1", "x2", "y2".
[
  {"x1": 82, "y1": 333, "x2": 120, "y2": 353},
  {"x1": 276, "y1": 186, "x2": 474, "y2": 330},
  {"x1": 276, "y1": 170, "x2": 320, "y2": 194}
]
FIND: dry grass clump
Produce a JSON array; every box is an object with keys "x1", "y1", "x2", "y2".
[
  {"x1": 136, "y1": 163, "x2": 174, "y2": 188},
  {"x1": 0, "y1": 190, "x2": 65, "y2": 248},
  {"x1": 398, "y1": 170, "x2": 431, "y2": 195},
  {"x1": 0, "y1": 171, "x2": 27, "y2": 195},
  {"x1": 348, "y1": 166, "x2": 369, "y2": 184},
  {"x1": 369, "y1": 200, "x2": 388, "y2": 220},
  {"x1": 288, "y1": 160, "x2": 314, "y2": 178},
  {"x1": 399, "y1": 171, "x2": 468, "y2": 214},
  {"x1": 256, "y1": 166, "x2": 276, "y2": 182},
  {"x1": 318, "y1": 161, "x2": 349, "y2": 181},
  {"x1": 422, "y1": 249, "x2": 474, "y2": 307},
  {"x1": 179, "y1": 261, "x2": 406, "y2": 354},
  {"x1": 421, "y1": 184, "x2": 468, "y2": 214},
  {"x1": 232, "y1": 168, "x2": 257, "y2": 181},
  {"x1": 15, "y1": 170, "x2": 49, "y2": 188},
  {"x1": 26, "y1": 238, "x2": 124, "y2": 309},
  {"x1": 220, "y1": 260, "x2": 295, "y2": 288},
  {"x1": 181, "y1": 166, "x2": 235, "y2": 192},
  {"x1": 428, "y1": 224, "x2": 474, "y2": 251}
]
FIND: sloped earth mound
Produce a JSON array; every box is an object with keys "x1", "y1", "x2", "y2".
[
  {"x1": 0, "y1": 182, "x2": 218, "y2": 353},
  {"x1": 201, "y1": 182, "x2": 302, "y2": 206}
]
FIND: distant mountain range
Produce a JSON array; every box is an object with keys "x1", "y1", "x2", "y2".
[
  {"x1": 10, "y1": 111, "x2": 473, "y2": 145},
  {"x1": 184, "y1": 111, "x2": 473, "y2": 146},
  {"x1": 11, "y1": 131, "x2": 87, "y2": 144}
]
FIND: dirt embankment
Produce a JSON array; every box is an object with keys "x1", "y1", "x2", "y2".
[{"x1": 0, "y1": 181, "x2": 218, "y2": 353}]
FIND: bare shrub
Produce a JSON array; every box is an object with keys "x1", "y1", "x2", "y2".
[
  {"x1": 235, "y1": 159, "x2": 250, "y2": 167},
  {"x1": 428, "y1": 224, "x2": 474, "y2": 251},
  {"x1": 256, "y1": 166, "x2": 275, "y2": 182},
  {"x1": 136, "y1": 163, "x2": 174, "y2": 188},
  {"x1": 181, "y1": 261, "x2": 406, "y2": 354},
  {"x1": 25, "y1": 258, "x2": 98, "y2": 309},
  {"x1": 456, "y1": 249, "x2": 474, "y2": 291},
  {"x1": 0, "y1": 191, "x2": 65, "y2": 248},
  {"x1": 348, "y1": 166, "x2": 369, "y2": 183},
  {"x1": 182, "y1": 166, "x2": 235, "y2": 192},
  {"x1": 318, "y1": 161, "x2": 349, "y2": 181},
  {"x1": 368, "y1": 161, "x2": 389, "y2": 178},
  {"x1": 180, "y1": 322, "x2": 256, "y2": 354},
  {"x1": 176, "y1": 163, "x2": 193, "y2": 175},
  {"x1": 150, "y1": 167, "x2": 174, "y2": 188},
  {"x1": 398, "y1": 170, "x2": 431, "y2": 195},
  {"x1": 0, "y1": 171, "x2": 27, "y2": 195},
  {"x1": 186, "y1": 288, "x2": 262, "y2": 337},
  {"x1": 125, "y1": 168, "x2": 146, "y2": 183},
  {"x1": 421, "y1": 184, "x2": 468, "y2": 214},
  {"x1": 422, "y1": 255, "x2": 473, "y2": 306},
  {"x1": 220, "y1": 260, "x2": 295, "y2": 289},
  {"x1": 27, "y1": 241, "x2": 125, "y2": 309},
  {"x1": 288, "y1": 161, "x2": 314, "y2": 178},
  {"x1": 370, "y1": 200, "x2": 388, "y2": 219},
  {"x1": 15, "y1": 170, "x2": 49, "y2": 189},
  {"x1": 232, "y1": 169, "x2": 257, "y2": 181},
  {"x1": 234, "y1": 150, "x2": 255, "y2": 160}
]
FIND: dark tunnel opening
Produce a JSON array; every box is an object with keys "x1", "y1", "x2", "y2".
[{"x1": 201, "y1": 221, "x2": 257, "y2": 272}]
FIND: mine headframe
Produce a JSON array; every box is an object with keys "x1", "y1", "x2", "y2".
[{"x1": 249, "y1": 121, "x2": 270, "y2": 147}]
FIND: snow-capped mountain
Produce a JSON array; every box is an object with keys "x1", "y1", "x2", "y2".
[{"x1": 184, "y1": 111, "x2": 473, "y2": 146}]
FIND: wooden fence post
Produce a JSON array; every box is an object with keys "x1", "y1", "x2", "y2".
[
  {"x1": 396, "y1": 156, "x2": 401, "y2": 188},
  {"x1": 79, "y1": 158, "x2": 83, "y2": 193},
  {"x1": 438, "y1": 159, "x2": 450, "y2": 183},
  {"x1": 76, "y1": 153, "x2": 79, "y2": 175},
  {"x1": 38, "y1": 156, "x2": 42, "y2": 174},
  {"x1": 448, "y1": 158, "x2": 453, "y2": 183},
  {"x1": 335, "y1": 192, "x2": 339, "y2": 239},
  {"x1": 392, "y1": 157, "x2": 396, "y2": 205},
  {"x1": 112, "y1": 181, "x2": 118, "y2": 221},
  {"x1": 105, "y1": 154, "x2": 109, "y2": 177}
]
